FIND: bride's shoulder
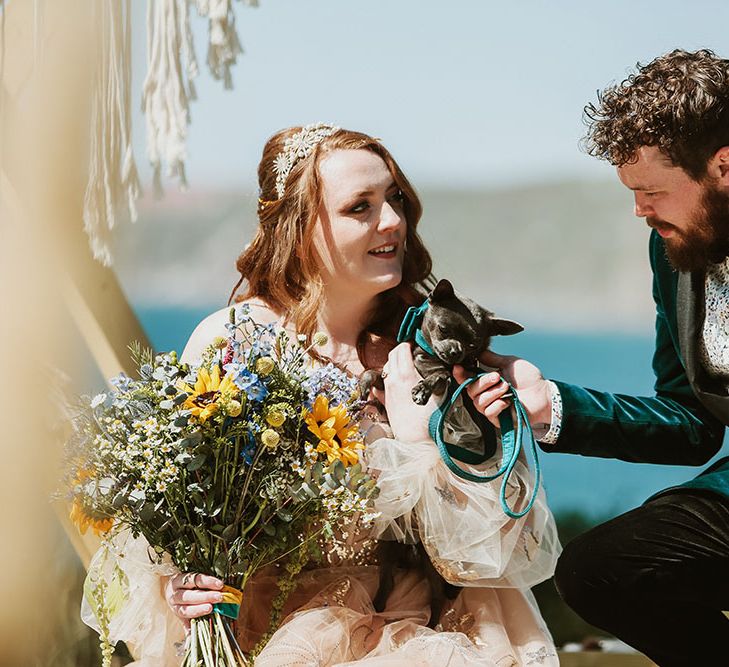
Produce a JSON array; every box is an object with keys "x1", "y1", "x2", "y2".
[{"x1": 180, "y1": 300, "x2": 279, "y2": 364}]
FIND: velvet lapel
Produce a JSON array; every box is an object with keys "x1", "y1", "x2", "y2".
[{"x1": 677, "y1": 271, "x2": 729, "y2": 423}]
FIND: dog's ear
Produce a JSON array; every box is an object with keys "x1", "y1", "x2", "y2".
[
  {"x1": 490, "y1": 317, "x2": 524, "y2": 336},
  {"x1": 429, "y1": 279, "x2": 454, "y2": 302}
]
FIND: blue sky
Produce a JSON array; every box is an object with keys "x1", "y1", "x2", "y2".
[{"x1": 131, "y1": 0, "x2": 729, "y2": 190}]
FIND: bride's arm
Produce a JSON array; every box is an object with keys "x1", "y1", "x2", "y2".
[{"x1": 368, "y1": 343, "x2": 561, "y2": 590}]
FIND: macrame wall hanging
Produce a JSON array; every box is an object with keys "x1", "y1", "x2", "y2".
[{"x1": 84, "y1": 0, "x2": 258, "y2": 266}]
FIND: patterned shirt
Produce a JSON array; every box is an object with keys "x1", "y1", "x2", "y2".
[
  {"x1": 700, "y1": 256, "x2": 729, "y2": 388},
  {"x1": 541, "y1": 255, "x2": 729, "y2": 444}
]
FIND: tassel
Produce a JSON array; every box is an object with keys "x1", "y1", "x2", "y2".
[
  {"x1": 141, "y1": 0, "x2": 192, "y2": 194},
  {"x1": 82, "y1": 0, "x2": 140, "y2": 266},
  {"x1": 197, "y1": 0, "x2": 243, "y2": 89}
]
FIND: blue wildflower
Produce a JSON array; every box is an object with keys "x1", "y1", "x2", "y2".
[
  {"x1": 224, "y1": 363, "x2": 269, "y2": 402},
  {"x1": 302, "y1": 363, "x2": 358, "y2": 408},
  {"x1": 110, "y1": 372, "x2": 134, "y2": 393},
  {"x1": 241, "y1": 429, "x2": 256, "y2": 465}
]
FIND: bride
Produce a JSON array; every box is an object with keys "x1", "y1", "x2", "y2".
[{"x1": 84, "y1": 124, "x2": 560, "y2": 666}]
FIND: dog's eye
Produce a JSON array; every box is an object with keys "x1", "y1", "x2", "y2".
[{"x1": 437, "y1": 324, "x2": 448, "y2": 335}]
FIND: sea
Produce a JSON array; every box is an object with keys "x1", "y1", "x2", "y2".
[{"x1": 136, "y1": 306, "x2": 729, "y2": 523}]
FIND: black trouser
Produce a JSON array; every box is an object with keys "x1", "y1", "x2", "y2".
[{"x1": 554, "y1": 489, "x2": 729, "y2": 666}]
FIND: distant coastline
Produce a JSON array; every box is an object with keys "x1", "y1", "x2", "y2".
[{"x1": 116, "y1": 179, "x2": 655, "y2": 336}]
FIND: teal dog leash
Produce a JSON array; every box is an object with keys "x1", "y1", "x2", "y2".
[{"x1": 397, "y1": 300, "x2": 542, "y2": 519}]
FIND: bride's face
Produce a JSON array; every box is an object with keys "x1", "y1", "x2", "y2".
[{"x1": 313, "y1": 149, "x2": 407, "y2": 298}]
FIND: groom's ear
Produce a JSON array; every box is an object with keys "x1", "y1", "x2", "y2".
[{"x1": 710, "y1": 146, "x2": 729, "y2": 186}]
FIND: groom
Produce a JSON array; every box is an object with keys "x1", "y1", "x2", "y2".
[{"x1": 458, "y1": 49, "x2": 729, "y2": 665}]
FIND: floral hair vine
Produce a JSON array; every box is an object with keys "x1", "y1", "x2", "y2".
[{"x1": 272, "y1": 122, "x2": 341, "y2": 199}]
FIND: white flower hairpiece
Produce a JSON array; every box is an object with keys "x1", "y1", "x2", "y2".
[{"x1": 272, "y1": 123, "x2": 340, "y2": 198}]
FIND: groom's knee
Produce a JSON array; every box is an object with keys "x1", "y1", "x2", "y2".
[
  {"x1": 554, "y1": 534, "x2": 596, "y2": 612},
  {"x1": 554, "y1": 525, "x2": 622, "y2": 617}
]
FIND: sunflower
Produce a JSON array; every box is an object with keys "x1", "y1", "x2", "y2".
[
  {"x1": 68, "y1": 468, "x2": 114, "y2": 536},
  {"x1": 304, "y1": 395, "x2": 364, "y2": 467},
  {"x1": 70, "y1": 498, "x2": 113, "y2": 536},
  {"x1": 179, "y1": 365, "x2": 238, "y2": 423}
]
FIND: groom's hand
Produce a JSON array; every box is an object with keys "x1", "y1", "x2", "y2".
[{"x1": 453, "y1": 350, "x2": 552, "y2": 429}]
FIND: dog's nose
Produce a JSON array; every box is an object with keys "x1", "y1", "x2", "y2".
[{"x1": 438, "y1": 340, "x2": 464, "y2": 364}]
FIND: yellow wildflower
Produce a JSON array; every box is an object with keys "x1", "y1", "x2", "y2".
[
  {"x1": 261, "y1": 429, "x2": 280, "y2": 449},
  {"x1": 255, "y1": 357, "x2": 275, "y2": 376},
  {"x1": 226, "y1": 399, "x2": 243, "y2": 417},
  {"x1": 312, "y1": 332, "x2": 328, "y2": 346},
  {"x1": 266, "y1": 409, "x2": 286, "y2": 427},
  {"x1": 179, "y1": 365, "x2": 237, "y2": 423},
  {"x1": 303, "y1": 395, "x2": 363, "y2": 467}
]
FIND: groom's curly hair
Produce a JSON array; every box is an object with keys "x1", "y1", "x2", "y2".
[{"x1": 584, "y1": 49, "x2": 729, "y2": 179}]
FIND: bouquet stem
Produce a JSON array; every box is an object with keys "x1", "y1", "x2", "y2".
[{"x1": 183, "y1": 615, "x2": 248, "y2": 667}]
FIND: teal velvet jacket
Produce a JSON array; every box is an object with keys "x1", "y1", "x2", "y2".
[{"x1": 546, "y1": 231, "x2": 729, "y2": 499}]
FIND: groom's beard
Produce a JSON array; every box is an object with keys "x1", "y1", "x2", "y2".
[{"x1": 655, "y1": 186, "x2": 729, "y2": 272}]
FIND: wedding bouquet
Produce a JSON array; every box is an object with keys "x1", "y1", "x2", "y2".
[{"x1": 61, "y1": 305, "x2": 380, "y2": 666}]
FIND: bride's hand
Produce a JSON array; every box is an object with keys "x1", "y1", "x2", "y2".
[
  {"x1": 372, "y1": 342, "x2": 438, "y2": 443},
  {"x1": 164, "y1": 572, "x2": 224, "y2": 629}
]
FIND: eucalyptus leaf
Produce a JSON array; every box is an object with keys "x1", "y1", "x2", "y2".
[
  {"x1": 331, "y1": 460, "x2": 345, "y2": 483},
  {"x1": 323, "y1": 473, "x2": 339, "y2": 489},
  {"x1": 193, "y1": 527, "x2": 210, "y2": 555},
  {"x1": 187, "y1": 454, "x2": 206, "y2": 472},
  {"x1": 181, "y1": 432, "x2": 202, "y2": 448},
  {"x1": 222, "y1": 524, "x2": 239, "y2": 541},
  {"x1": 97, "y1": 478, "x2": 114, "y2": 495},
  {"x1": 276, "y1": 509, "x2": 293, "y2": 522},
  {"x1": 213, "y1": 551, "x2": 228, "y2": 577},
  {"x1": 301, "y1": 482, "x2": 319, "y2": 499},
  {"x1": 347, "y1": 473, "x2": 365, "y2": 489}
]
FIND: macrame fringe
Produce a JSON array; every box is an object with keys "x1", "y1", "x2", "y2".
[
  {"x1": 83, "y1": 0, "x2": 140, "y2": 267},
  {"x1": 83, "y1": 0, "x2": 256, "y2": 264},
  {"x1": 198, "y1": 0, "x2": 244, "y2": 89},
  {"x1": 142, "y1": 0, "x2": 256, "y2": 195}
]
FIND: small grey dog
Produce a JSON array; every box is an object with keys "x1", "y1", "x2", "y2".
[
  {"x1": 363, "y1": 279, "x2": 523, "y2": 625},
  {"x1": 360, "y1": 278, "x2": 523, "y2": 405}
]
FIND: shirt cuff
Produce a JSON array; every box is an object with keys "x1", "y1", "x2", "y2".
[{"x1": 535, "y1": 380, "x2": 562, "y2": 445}]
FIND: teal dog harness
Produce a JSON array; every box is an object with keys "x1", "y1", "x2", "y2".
[{"x1": 397, "y1": 299, "x2": 542, "y2": 519}]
